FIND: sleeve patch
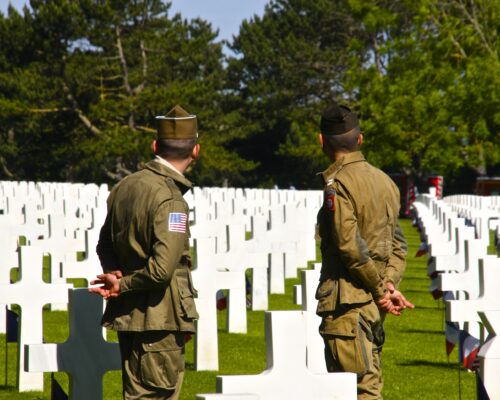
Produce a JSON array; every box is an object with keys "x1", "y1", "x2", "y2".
[
  {"x1": 324, "y1": 188, "x2": 336, "y2": 212},
  {"x1": 168, "y1": 212, "x2": 187, "y2": 233}
]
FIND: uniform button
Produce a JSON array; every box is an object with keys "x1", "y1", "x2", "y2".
[
  {"x1": 148, "y1": 343, "x2": 152, "y2": 347},
  {"x1": 351, "y1": 329, "x2": 355, "y2": 334}
]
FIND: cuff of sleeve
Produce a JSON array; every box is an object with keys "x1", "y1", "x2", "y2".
[
  {"x1": 372, "y1": 280, "x2": 387, "y2": 300},
  {"x1": 384, "y1": 269, "x2": 401, "y2": 288},
  {"x1": 119, "y1": 276, "x2": 131, "y2": 294}
]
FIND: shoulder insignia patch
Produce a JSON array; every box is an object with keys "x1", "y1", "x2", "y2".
[
  {"x1": 168, "y1": 212, "x2": 187, "y2": 233},
  {"x1": 324, "y1": 188, "x2": 336, "y2": 212}
]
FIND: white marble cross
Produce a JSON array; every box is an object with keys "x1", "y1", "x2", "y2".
[
  {"x1": 61, "y1": 222, "x2": 102, "y2": 284},
  {"x1": 446, "y1": 256, "x2": 500, "y2": 325},
  {"x1": 192, "y1": 237, "x2": 248, "y2": 371},
  {"x1": 0, "y1": 246, "x2": 71, "y2": 392},
  {"x1": 248, "y1": 214, "x2": 286, "y2": 294},
  {"x1": 445, "y1": 256, "x2": 500, "y2": 340},
  {"x1": 225, "y1": 223, "x2": 269, "y2": 311},
  {"x1": 430, "y1": 225, "x2": 475, "y2": 274},
  {"x1": 31, "y1": 214, "x2": 84, "y2": 310},
  {"x1": 299, "y1": 265, "x2": 327, "y2": 373},
  {"x1": 25, "y1": 288, "x2": 121, "y2": 400},
  {"x1": 478, "y1": 310, "x2": 500, "y2": 400},
  {"x1": 437, "y1": 239, "x2": 489, "y2": 298},
  {"x1": 0, "y1": 230, "x2": 19, "y2": 333},
  {"x1": 197, "y1": 310, "x2": 356, "y2": 400}
]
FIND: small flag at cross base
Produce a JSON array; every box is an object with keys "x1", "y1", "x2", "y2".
[
  {"x1": 415, "y1": 242, "x2": 428, "y2": 257},
  {"x1": 459, "y1": 330, "x2": 480, "y2": 370}
]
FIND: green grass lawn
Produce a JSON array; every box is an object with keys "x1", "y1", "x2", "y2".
[{"x1": 0, "y1": 220, "x2": 477, "y2": 399}]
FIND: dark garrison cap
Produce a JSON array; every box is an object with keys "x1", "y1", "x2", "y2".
[
  {"x1": 320, "y1": 102, "x2": 359, "y2": 136},
  {"x1": 156, "y1": 105, "x2": 198, "y2": 140}
]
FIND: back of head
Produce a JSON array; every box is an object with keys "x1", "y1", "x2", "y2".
[
  {"x1": 155, "y1": 105, "x2": 198, "y2": 160},
  {"x1": 320, "y1": 102, "x2": 360, "y2": 153}
]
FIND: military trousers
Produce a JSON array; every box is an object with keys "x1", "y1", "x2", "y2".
[
  {"x1": 118, "y1": 330, "x2": 186, "y2": 400},
  {"x1": 320, "y1": 302, "x2": 384, "y2": 400}
]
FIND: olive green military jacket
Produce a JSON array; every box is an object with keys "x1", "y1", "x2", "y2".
[
  {"x1": 316, "y1": 151, "x2": 407, "y2": 317},
  {"x1": 97, "y1": 160, "x2": 199, "y2": 333}
]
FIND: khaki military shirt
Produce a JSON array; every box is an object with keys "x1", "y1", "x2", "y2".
[
  {"x1": 97, "y1": 160, "x2": 198, "y2": 333},
  {"x1": 316, "y1": 151, "x2": 407, "y2": 317}
]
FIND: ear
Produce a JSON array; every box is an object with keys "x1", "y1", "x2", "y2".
[
  {"x1": 358, "y1": 133, "x2": 364, "y2": 146},
  {"x1": 318, "y1": 133, "x2": 324, "y2": 147},
  {"x1": 151, "y1": 140, "x2": 158, "y2": 154},
  {"x1": 191, "y1": 143, "x2": 201, "y2": 160}
]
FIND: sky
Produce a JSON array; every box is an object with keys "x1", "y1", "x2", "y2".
[{"x1": 0, "y1": 0, "x2": 270, "y2": 42}]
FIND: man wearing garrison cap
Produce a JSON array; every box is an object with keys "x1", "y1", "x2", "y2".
[
  {"x1": 91, "y1": 105, "x2": 200, "y2": 399},
  {"x1": 315, "y1": 102, "x2": 414, "y2": 399}
]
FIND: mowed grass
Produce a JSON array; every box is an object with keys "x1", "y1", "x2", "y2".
[{"x1": 0, "y1": 220, "x2": 477, "y2": 399}]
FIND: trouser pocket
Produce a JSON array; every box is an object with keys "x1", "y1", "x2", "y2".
[
  {"x1": 322, "y1": 310, "x2": 373, "y2": 377},
  {"x1": 140, "y1": 331, "x2": 185, "y2": 391},
  {"x1": 315, "y1": 278, "x2": 337, "y2": 315}
]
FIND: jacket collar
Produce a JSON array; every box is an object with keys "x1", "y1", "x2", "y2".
[
  {"x1": 319, "y1": 151, "x2": 366, "y2": 184},
  {"x1": 144, "y1": 160, "x2": 193, "y2": 194}
]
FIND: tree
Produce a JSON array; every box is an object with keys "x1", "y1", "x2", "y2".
[
  {"x1": 348, "y1": 0, "x2": 500, "y2": 191},
  {"x1": 0, "y1": 0, "x2": 251, "y2": 185},
  {"x1": 225, "y1": 0, "x2": 364, "y2": 188}
]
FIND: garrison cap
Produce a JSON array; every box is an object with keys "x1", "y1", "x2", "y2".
[
  {"x1": 155, "y1": 105, "x2": 198, "y2": 140},
  {"x1": 320, "y1": 102, "x2": 359, "y2": 136}
]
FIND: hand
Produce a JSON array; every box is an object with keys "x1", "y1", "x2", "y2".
[
  {"x1": 110, "y1": 270, "x2": 123, "y2": 279},
  {"x1": 376, "y1": 291, "x2": 401, "y2": 316},
  {"x1": 88, "y1": 272, "x2": 121, "y2": 299},
  {"x1": 387, "y1": 282, "x2": 415, "y2": 312}
]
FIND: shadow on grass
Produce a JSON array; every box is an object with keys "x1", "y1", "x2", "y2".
[
  {"x1": 404, "y1": 329, "x2": 443, "y2": 335},
  {"x1": 401, "y1": 276, "x2": 429, "y2": 282},
  {"x1": 402, "y1": 289, "x2": 432, "y2": 295},
  {"x1": 397, "y1": 359, "x2": 457, "y2": 369},
  {"x1": 414, "y1": 305, "x2": 443, "y2": 310}
]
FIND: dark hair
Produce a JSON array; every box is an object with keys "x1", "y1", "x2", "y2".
[
  {"x1": 323, "y1": 127, "x2": 360, "y2": 152},
  {"x1": 156, "y1": 138, "x2": 197, "y2": 161}
]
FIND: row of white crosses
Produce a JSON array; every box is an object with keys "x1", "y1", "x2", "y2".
[
  {"x1": 0, "y1": 180, "x2": 112, "y2": 394},
  {"x1": 196, "y1": 262, "x2": 357, "y2": 399},
  {"x1": 1, "y1": 180, "x2": 332, "y2": 398},
  {"x1": 0, "y1": 246, "x2": 120, "y2": 397},
  {"x1": 187, "y1": 187, "x2": 322, "y2": 371},
  {"x1": 412, "y1": 193, "x2": 500, "y2": 398}
]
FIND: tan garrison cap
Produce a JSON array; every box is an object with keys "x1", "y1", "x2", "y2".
[{"x1": 155, "y1": 105, "x2": 198, "y2": 139}]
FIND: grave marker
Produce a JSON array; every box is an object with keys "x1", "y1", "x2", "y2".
[
  {"x1": 25, "y1": 288, "x2": 121, "y2": 400},
  {"x1": 199, "y1": 311, "x2": 356, "y2": 400},
  {"x1": 0, "y1": 246, "x2": 71, "y2": 391}
]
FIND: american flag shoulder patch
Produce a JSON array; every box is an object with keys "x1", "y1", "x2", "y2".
[{"x1": 168, "y1": 212, "x2": 187, "y2": 233}]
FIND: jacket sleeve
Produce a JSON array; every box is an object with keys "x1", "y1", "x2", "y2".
[
  {"x1": 96, "y1": 198, "x2": 119, "y2": 273},
  {"x1": 119, "y1": 199, "x2": 188, "y2": 293},
  {"x1": 332, "y1": 184, "x2": 387, "y2": 300},
  {"x1": 384, "y1": 221, "x2": 407, "y2": 287}
]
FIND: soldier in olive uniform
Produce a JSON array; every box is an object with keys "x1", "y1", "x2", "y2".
[
  {"x1": 315, "y1": 102, "x2": 414, "y2": 399},
  {"x1": 89, "y1": 105, "x2": 200, "y2": 400}
]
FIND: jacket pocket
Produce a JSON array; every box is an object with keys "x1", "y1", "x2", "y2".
[
  {"x1": 315, "y1": 279, "x2": 337, "y2": 315},
  {"x1": 140, "y1": 332, "x2": 184, "y2": 390},
  {"x1": 322, "y1": 311, "x2": 373, "y2": 377},
  {"x1": 176, "y1": 270, "x2": 199, "y2": 319}
]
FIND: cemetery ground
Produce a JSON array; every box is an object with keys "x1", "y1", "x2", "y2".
[{"x1": 0, "y1": 220, "x2": 477, "y2": 399}]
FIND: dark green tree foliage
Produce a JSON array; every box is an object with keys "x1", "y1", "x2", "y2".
[
  {"x1": 0, "y1": 0, "x2": 499, "y2": 189},
  {"x1": 0, "y1": 0, "x2": 250, "y2": 184},
  {"x1": 349, "y1": 0, "x2": 500, "y2": 186},
  {"x1": 225, "y1": 0, "x2": 363, "y2": 188}
]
